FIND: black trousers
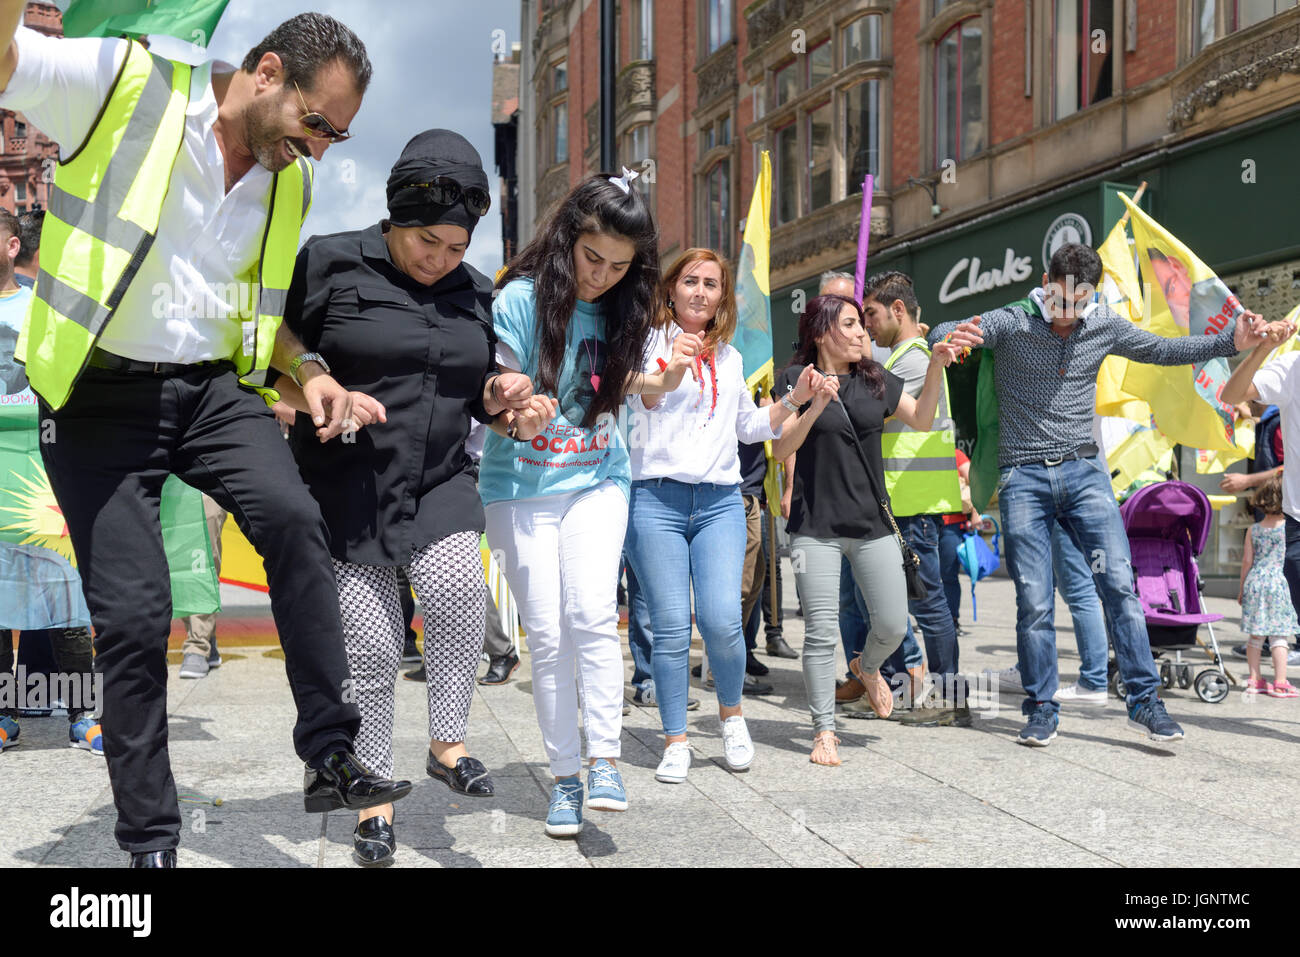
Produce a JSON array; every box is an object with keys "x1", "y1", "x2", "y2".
[{"x1": 40, "y1": 365, "x2": 360, "y2": 853}]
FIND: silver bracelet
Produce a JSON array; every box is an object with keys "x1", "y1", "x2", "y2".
[{"x1": 780, "y1": 392, "x2": 801, "y2": 413}]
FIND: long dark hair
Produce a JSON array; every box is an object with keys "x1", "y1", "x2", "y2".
[
  {"x1": 784, "y1": 294, "x2": 885, "y2": 398},
  {"x1": 497, "y1": 174, "x2": 659, "y2": 427}
]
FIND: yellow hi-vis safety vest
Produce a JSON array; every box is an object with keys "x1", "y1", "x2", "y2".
[
  {"x1": 16, "y1": 40, "x2": 313, "y2": 410},
  {"x1": 881, "y1": 337, "x2": 962, "y2": 517}
]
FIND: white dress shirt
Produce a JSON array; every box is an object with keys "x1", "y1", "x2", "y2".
[
  {"x1": 626, "y1": 325, "x2": 781, "y2": 485},
  {"x1": 1, "y1": 26, "x2": 276, "y2": 363}
]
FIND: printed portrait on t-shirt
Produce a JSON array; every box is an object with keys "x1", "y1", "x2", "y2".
[{"x1": 559, "y1": 333, "x2": 606, "y2": 426}]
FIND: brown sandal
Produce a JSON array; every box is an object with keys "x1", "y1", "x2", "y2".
[
  {"x1": 849, "y1": 656, "x2": 894, "y2": 720},
  {"x1": 810, "y1": 731, "x2": 842, "y2": 766}
]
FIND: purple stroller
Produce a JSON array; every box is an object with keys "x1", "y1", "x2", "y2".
[{"x1": 1118, "y1": 481, "x2": 1231, "y2": 703}]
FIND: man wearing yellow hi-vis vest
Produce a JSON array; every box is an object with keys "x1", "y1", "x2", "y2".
[
  {"x1": 861, "y1": 271, "x2": 969, "y2": 727},
  {"x1": 0, "y1": 6, "x2": 409, "y2": 866}
]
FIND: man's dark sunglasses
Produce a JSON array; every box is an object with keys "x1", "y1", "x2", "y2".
[
  {"x1": 294, "y1": 81, "x2": 351, "y2": 142},
  {"x1": 404, "y1": 178, "x2": 492, "y2": 217}
]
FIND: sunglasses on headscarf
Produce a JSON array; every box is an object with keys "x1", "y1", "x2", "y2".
[{"x1": 400, "y1": 177, "x2": 492, "y2": 217}]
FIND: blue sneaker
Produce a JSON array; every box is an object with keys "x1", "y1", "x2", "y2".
[
  {"x1": 1127, "y1": 696, "x2": 1184, "y2": 742},
  {"x1": 545, "y1": 777, "x2": 584, "y2": 837},
  {"x1": 69, "y1": 716, "x2": 104, "y2": 756},
  {"x1": 586, "y1": 758, "x2": 628, "y2": 811},
  {"x1": 1017, "y1": 705, "x2": 1059, "y2": 747},
  {"x1": 0, "y1": 714, "x2": 18, "y2": 752}
]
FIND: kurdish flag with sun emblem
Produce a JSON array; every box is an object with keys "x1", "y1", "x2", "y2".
[{"x1": 0, "y1": 288, "x2": 219, "y2": 618}]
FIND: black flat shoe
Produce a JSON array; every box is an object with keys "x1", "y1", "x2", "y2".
[
  {"x1": 403, "y1": 665, "x2": 426, "y2": 682},
  {"x1": 427, "y1": 753, "x2": 495, "y2": 796},
  {"x1": 478, "y1": 651, "x2": 520, "y2": 686},
  {"x1": 746, "y1": 651, "x2": 770, "y2": 676},
  {"x1": 352, "y1": 815, "x2": 396, "y2": 866},
  {"x1": 129, "y1": 850, "x2": 176, "y2": 868},
  {"x1": 304, "y1": 750, "x2": 413, "y2": 813}
]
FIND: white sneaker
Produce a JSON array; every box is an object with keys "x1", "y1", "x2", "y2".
[
  {"x1": 1053, "y1": 682, "x2": 1107, "y2": 706},
  {"x1": 655, "y1": 742, "x2": 691, "y2": 783},
  {"x1": 720, "y1": 715, "x2": 754, "y2": 771},
  {"x1": 985, "y1": 664, "x2": 1023, "y2": 695}
]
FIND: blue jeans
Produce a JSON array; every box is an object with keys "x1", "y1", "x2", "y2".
[
  {"x1": 841, "y1": 555, "x2": 921, "y2": 678},
  {"x1": 937, "y1": 521, "x2": 965, "y2": 623},
  {"x1": 623, "y1": 557, "x2": 654, "y2": 691},
  {"x1": 896, "y1": 515, "x2": 960, "y2": 678},
  {"x1": 1051, "y1": 523, "x2": 1110, "y2": 693},
  {"x1": 624, "y1": 479, "x2": 747, "y2": 736},
  {"x1": 998, "y1": 455, "x2": 1160, "y2": 714}
]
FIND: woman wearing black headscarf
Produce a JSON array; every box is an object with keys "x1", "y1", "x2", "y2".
[{"x1": 274, "y1": 130, "x2": 557, "y2": 866}]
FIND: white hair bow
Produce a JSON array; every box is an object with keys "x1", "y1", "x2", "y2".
[{"x1": 611, "y1": 166, "x2": 641, "y2": 194}]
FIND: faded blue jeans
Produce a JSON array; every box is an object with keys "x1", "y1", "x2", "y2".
[
  {"x1": 998, "y1": 455, "x2": 1160, "y2": 714},
  {"x1": 1052, "y1": 523, "x2": 1111, "y2": 693},
  {"x1": 624, "y1": 479, "x2": 747, "y2": 737}
]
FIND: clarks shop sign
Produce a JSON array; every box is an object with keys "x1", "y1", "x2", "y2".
[{"x1": 937, "y1": 213, "x2": 1094, "y2": 305}]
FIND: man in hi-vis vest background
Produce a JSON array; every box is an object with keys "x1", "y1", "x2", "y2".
[
  {"x1": 861, "y1": 271, "x2": 969, "y2": 728},
  {"x1": 0, "y1": 5, "x2": 411, "y2": 866}
]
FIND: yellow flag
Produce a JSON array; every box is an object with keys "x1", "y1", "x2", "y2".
[
  {"x1": 1095, "y1": 216, "x2": 1149, "y2": 421},
  {"x1": 1119, "y1": 195, "x2": 1239, "y2": 452}
]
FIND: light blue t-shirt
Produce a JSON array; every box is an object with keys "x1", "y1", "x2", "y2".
[{"x1": 478, "y1": 278, "x2": 631, "y2": 505}]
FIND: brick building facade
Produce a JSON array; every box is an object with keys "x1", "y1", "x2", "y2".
[{"x1": 0, "y1": 2, "x2": 61, "y2": 217}]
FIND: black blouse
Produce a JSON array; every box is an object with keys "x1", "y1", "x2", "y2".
[
  {"x1": 281, "y1": 223, "x2": 497, "y2": 565},
  {"x1": 775, "y1": 364, "x2": 904, "y2": 541}
]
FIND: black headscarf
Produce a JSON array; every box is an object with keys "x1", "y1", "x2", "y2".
[{"x1": 385, "y1": 129, "x2": 490, "y2": 239}]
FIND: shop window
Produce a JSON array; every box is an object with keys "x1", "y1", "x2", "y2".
[
  {"x1": 845, "y1": 79, "x2": 881, "y2": 190},
  {"x1": 1053, "y1": 0, "x2": 1113, "y2": 119},
  {"x1": 807, "y1": 100, "x2": 833, "y2": 213},
  {"x1": 1194, "y1": 1, "x2": 1298, "y2": 53},
  {"x1": 843, "y1": 15, "x2": 882, "y2": 65},
  {"x1": 774, "y1": 59, "x2": 798, "y2": 108},
  {"x1": 631, "y1": 0, "x2": 653, "y2": 60},
  {"x1": 706, "y1": 0, "x2": 733, "y2": 54},
  {"x1": 553, "y1": 102, "x2": 568, "y2": 165},
  {"x1": 774, "y1": 123, "x2": 798, "y2": 225},
  {"x1": 934, "y1": 18, "x2": 984, "y2": 166},
  {"x1": 702, "y1": 159, "x2": 731, "y2": 256},
  {"x1": 808, "y1": 40, "x2": 832, "y2": 88}
]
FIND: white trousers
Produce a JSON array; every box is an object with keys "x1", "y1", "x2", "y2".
[{"x1": 485, "y1": 481, "x2": 627, "y2": 777}]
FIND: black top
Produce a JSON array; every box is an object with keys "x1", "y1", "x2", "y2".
[
  {"x1": 282, "y1": 223, "x2": 497, "y2": 565},
  {"x1": 738, "y1": 439, "x2": 767, "y2": 498},
  {"x1": 774, "y1": 364, "x2": 904, "y2": 540}
]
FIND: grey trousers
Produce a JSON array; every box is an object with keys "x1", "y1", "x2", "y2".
[
  {"x1": 482, "y1": 582, "x2": 513, "y2": 658},
  {"x1": 792, "y1": 533, "x2": 909, "y2": 733}
]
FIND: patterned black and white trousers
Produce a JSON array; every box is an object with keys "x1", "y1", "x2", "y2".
[{"x1": 332, "y1": 530, "x2": 486, "y2": 779}]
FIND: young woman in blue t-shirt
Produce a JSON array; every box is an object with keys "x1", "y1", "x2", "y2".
[{"x1": 480, "y1": 172, "x2": 694, "y2": 837}]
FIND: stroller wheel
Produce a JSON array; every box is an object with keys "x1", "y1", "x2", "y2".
[
  {"x1": 1159, "y1": 661, "x2": 1174, "y2": 690},
  {"x1": 1194, "y1": 670, "x2": 1229, "y2": 704},
  {"x1": 1112, "y1": 672, "x2": 1129, "y2": 700},
  {"x1": 1177, "y1": 664, "x2": 1193, "y2": 690}
]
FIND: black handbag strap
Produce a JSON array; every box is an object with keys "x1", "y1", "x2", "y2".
[{"x1": 829, "y1": 392, "x2": 910, "y2": 548}]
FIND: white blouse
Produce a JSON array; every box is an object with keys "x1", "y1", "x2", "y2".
[{"x1": 625, "y1": 325, "x2": 780, "y2": 484}]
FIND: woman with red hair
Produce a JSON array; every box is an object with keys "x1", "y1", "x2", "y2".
[{"x1": 623, "y1": 248, "x2": 827, "y2": 784}]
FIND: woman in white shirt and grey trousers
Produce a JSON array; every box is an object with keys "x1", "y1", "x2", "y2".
[{"x1": 623, "y1": 249, "x2": 828, "y2": 783}]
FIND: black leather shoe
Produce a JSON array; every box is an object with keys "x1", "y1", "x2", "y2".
[
  {"x1": 304, "y1": 750, "x2": 412, "y2": 813},
  {"x1": 129, "y1": 850, "x2": 176, "y2": 868},
  {"x1": 746, "y1": 651, "x2": 770, "y2": 677},
  {"x1": 766, "y1": 636, "x2": 798, "y2": 659},
  {"x1": 742, "y1": 673, "x2": 773, "y2": 696},
  {"x1": 691, "y1": 663, "x2": 703, "y2": 678},
  {"x1": 478, "y1": 651, "x2": 520, "y2": 686},
  {"x1": 352, "y1": 815, "x2": 396, "y2": 866},
  {"x1": 403, "y1": 665, "x2": 426, "y2": 682},
  {"x1": 427, "y1": 753, "x2": 495, "y2": 796}
]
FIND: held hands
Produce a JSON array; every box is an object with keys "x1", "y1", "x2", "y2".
[
  {"x1": 930, "y1": 339, "x2": 965, "y2": 367},
  {"x1": 945, "y1": 316, "x2": 985, "y2": 352},
  {"x1": 347, "y1": 392, "x2": 388, "y2": 428},
  {"x1": 493, "y1": 371, "x2": 535, "y2": 411},
  {"x1": 510, "y1": 395, "x2": 558, "y2": 441},
  {"x1": 1233, "y1": 310, "x2": 1269, "y2": 351},
  {"x1": 790, "y1": 363, "x2": 827, "y2": 405},
  {"x1": 302, "y1": 373, "x2": 356, "y2": 443},
  {"x1": 810, "y1": 369, "x2": 840, "y2": 409}
]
